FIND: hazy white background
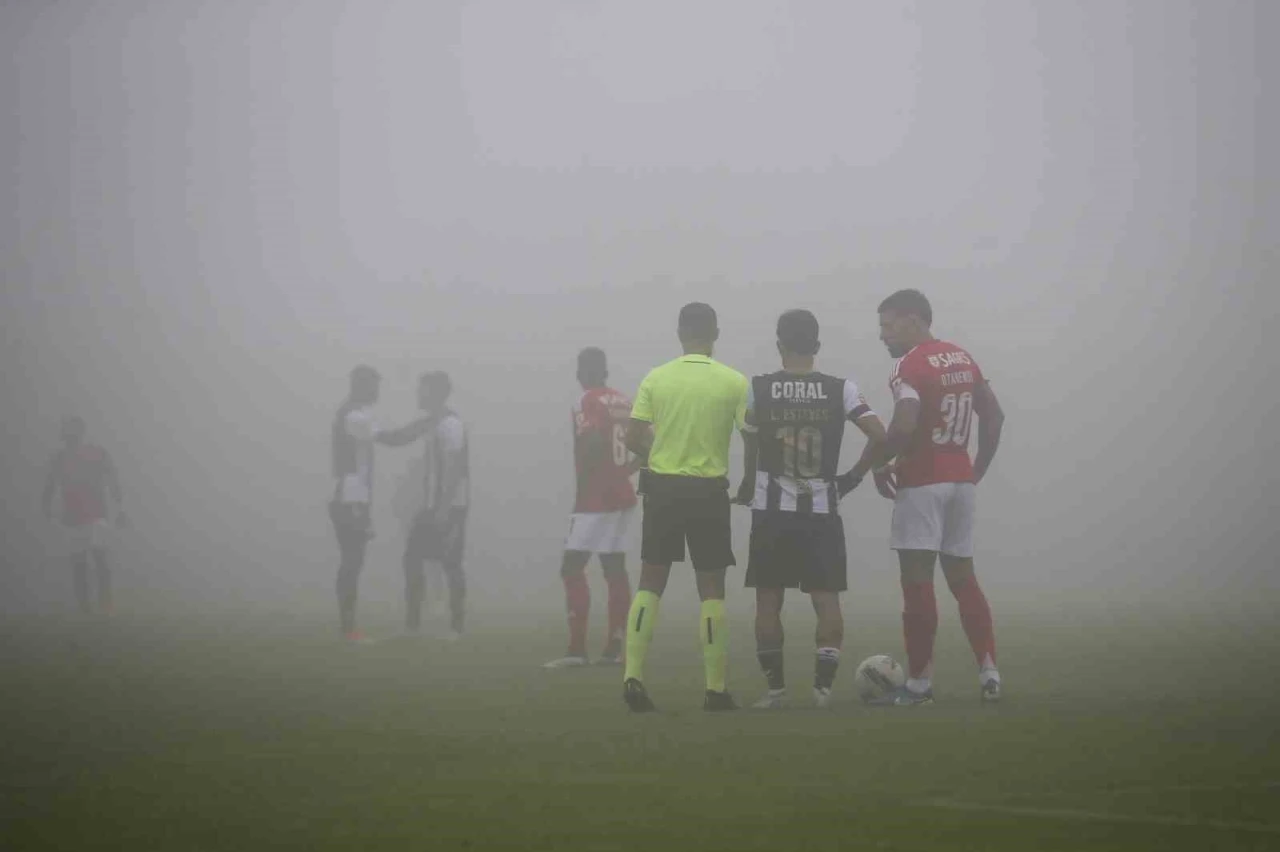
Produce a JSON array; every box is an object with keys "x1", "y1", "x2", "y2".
[{"x1": 1, "y1": 1, "x2": 1274, "y2": 620}]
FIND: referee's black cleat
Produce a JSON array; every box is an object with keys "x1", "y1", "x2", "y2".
[
  {"x1": 703, "y1": 690, "x2": 739, "y2": 712},
  {"x1": 623, "y1": 678, "x2": 657, "y2": 713}
]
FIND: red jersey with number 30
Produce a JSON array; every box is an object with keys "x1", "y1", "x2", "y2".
[
  {"x1": 573, "y1": 387, "x2": 638, "y2": 513},
  {"x1": 889, "y1": 340, "x2": 986, "y2": 489}
]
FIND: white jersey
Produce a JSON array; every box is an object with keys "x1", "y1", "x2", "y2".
[
  {"x1": 335, "y1": 406, "x2": 378, "y2": 505},
  {"x1": 421, "y1": 412, "x2": 470, "y2": 512}
]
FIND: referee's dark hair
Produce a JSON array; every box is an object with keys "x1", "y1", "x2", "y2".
[
  {"x1": 877, "y1": 289, "x2": 933, "y2": 327},
  {"x1": 677, "y1": 302, "x2": 719, "y2": 343},
  {"x1": 776, "y1": 309, "x2": 821, "y2": 357}
]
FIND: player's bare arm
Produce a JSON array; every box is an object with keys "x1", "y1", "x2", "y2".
[
  {"x1": 837, "y1": 413, "x2": 888, "y2": 496},
  {"x1": 734, "y1": 430, "x2": 758, "y2": 505},
  {"x1": 971, "y1": 380, "x2": 1005, "y2": 484},
  {"x1": 375, "y1": 417, "x2": 432, "y2": 448},
  {"x1": 873, "y1": 398, "x2": 921, "y2": 499},
  {"x1": 624, "y1": 418, "x2": 653, "y2": 464}
]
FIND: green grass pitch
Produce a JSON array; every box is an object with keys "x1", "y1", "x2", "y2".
[{"x1": 2, "y1": 595, "x2": 1277, "y2": 851}]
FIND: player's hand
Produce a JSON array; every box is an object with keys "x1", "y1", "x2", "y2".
[
  {"x1": 733, "y1": 479, "x2": 754, "y2": 506},
  {"x1": 873, "y1": 466, "x2": 897, "y2": 500},
  {"x1": 836, "y1": 471, "x2": 863, "y2": 498}
]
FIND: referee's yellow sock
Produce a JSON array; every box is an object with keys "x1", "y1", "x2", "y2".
[
  {"x1": 623, "y1": 590, "x2": 660, "y2": 683},
  {"x1": 700, "y1": 599, "x2": 728, "y2": 693}
]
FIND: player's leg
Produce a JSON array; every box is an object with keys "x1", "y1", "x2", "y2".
[
  {"x1": 897, "y1": 550, "x2": 938, "y2": 702},
  {"x1": 807, "y1": 514, "x2": 847, "y2": 706},
  {"x1": 545, "y1": 547, "x2": 592, "y2": 667},
  {"x1": 70, "y1": 551, "x2": 91, "y2": 615},
  {"x1": 91, "y1": 547, "x2": 112, "y2": 615},
  {"x1": 441, "y1": 509, "x2": 468, "y2": 639},
  {"x1": 810, "y1": 592, "x2": 842, "y2": 706},
  {"x1": 622, "y1": 495, "x2": 677, "y2": 711},
  {"x1": 597, "y1": 551, "x2": 630, "y2": 663},
  {"x1": 403, "y1": 513, "x2": 429, "y2": 633},
  {"x1": 752, "y1": 587, "x2": 786, "y2": 707},
  {"x1": 329, "y1": 502, "x2": 367, "y2": 639},
  {"x1": 689, "y1": 487, "x2": 736, "y2": 711},
  {"x1": 597, "y1": 507, "x2": 634, "y2": 663},
  {"x1": 889, "y1": 484, "x2": 944, "y2": 703},
  {"x1": 939, "y1": 483, "x2": 999, "y2": 700},
  {"x1": 745, "y1": 511, "x2": 786, "y2": 707}
]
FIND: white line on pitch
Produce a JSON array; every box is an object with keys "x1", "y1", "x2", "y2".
[{"x1": 916, "y1": 799, "x2": 1280, "y2": 835}]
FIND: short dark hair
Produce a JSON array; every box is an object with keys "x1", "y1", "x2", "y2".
[
  {"x1": 678, "y1": 302, "x2": 718, "y2": 339},
  {"x1": 776, "y1": 309, "x2": 820, "y2": 356},
  {"x1": 577, "y1": 347, "x2": 607, "y2": 372},
  {"x1": 350, "y1": 364, "x2": 380, "y2": 384},
  {"x1": 419, "y1": 370, "x2": 452, "y2": 400},
  {"x1": 878, "y1": 289, "x2": 932, "y2": 326}
]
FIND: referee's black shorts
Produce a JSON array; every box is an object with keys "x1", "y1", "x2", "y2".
[
  {"x1": 745, "y1": 510, "x2": 847, "y2": 593},
  {"x1": 640, "y1": 473, "x2": 735, "y2": 572}
]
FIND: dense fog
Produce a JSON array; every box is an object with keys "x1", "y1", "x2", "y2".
[{"x1": 1, "y1": 0, "x2": 1273, "y2": 620}]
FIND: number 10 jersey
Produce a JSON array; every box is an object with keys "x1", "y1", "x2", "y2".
[{"x1": 746, "y1": 371, "x2": 875, "y2": 515}]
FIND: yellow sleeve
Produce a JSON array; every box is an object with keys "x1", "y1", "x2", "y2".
[
  {"x1": 631, "y1": 372, "x2": 655, "y2": 423},
  {"x1": 734, "y1": 374, "x2": 749, "y2": 431}
]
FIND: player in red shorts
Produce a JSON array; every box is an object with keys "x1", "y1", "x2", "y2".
[
  {"x1": 41, "y1": 416, "x2": 128, "y2": 616},
  {"x1": 544, "y1": 348, "x2": 640, "y2": 668},
  {"x1": 872, "y1": 290, "x2": 1006, "y2": 704}
]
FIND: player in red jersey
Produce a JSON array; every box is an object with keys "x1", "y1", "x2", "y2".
[
  {"x1": 544, "y1": 348, "x2": 640, "y2": 668},
  {"x1": 873, "y1": 290, "x2": 1006, "y2": 704},
  {"x1": 41, "y1": 416, "x2": 128, "y2": 616}
]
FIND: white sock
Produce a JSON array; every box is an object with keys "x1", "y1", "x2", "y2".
[
  {"x1": 979, "y1": 667, "x2": 1000, "y2": 686},
  {"x1": 906, "y1": 676, "x2": 932, "y2": 695}
]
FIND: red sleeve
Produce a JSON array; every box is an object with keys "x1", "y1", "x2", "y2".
[{"x1": 890, "y1": 353, "x2": 927, "y2": 401}]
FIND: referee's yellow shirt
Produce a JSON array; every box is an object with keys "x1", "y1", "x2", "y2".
[{"x1": 631, "y1": 355, "x2": 749, "y2": 479}]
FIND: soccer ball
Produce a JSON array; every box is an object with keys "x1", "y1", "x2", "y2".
[{"x1": 853, "y1": 655, "x2": 905, "y2": 703}]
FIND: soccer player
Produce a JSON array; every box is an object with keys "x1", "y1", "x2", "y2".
[
  {"x1": 873, "y1": 289, "x2": 1006, "y2": 704},
  {"x1": 544, "y1": 348, "x2": 638, "y2": 668},
  {"x1": 735, "y1": 310, "x2": 886, "y2": 708},
  {"x1": 621, "y1": 303, "x2": 750, "y2": 712},
  {"x1": 401, "y1": 371, "x2": 470, "y2": 641},
  {"x1": 329, "y1": 365, "x2": 382, "y2": 642},
  {"x1": 41, "y1": 416, "x2": 128, "y2": 616}
]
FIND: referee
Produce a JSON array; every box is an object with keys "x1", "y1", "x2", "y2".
[{"x1": 621, "y1": 302, "x2": 750, "y2": 712}]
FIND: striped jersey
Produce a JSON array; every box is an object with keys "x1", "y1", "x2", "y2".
[{"x1": 745, "y1": 371, "x2": 876, "y2": 514}]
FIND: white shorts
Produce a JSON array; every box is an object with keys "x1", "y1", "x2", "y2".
[
  {"x1": 65, "y1": 520, "x2": 110, "y2": 555},
  {"x1": 890, "y1": 483, "x2": 976, "y2": 558},
  {"x1": 565, "y1": 509, "x2": 634, "y2": 555}
]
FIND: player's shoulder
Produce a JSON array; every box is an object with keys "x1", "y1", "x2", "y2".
[
  {"x1": 922, "y1": 340, "x2": 978, "y2": 370},
  {"x1": 711, "y1": 360, "x2": 748, "y2": 387},
  {"x1": 600, "y1": 386, "x2": 632, "y2": 407}
]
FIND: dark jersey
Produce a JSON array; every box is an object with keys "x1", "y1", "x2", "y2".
[{"x1": 746, "y1": 371, "x2": 874, "y2": 514}]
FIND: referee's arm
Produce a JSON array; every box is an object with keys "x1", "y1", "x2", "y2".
[
  {"x1": 624, "y1": 373, "x2": 655, "y2": 465},
  {"x1": 734, "y1": 383, "x2": 757, "y2": 504}
]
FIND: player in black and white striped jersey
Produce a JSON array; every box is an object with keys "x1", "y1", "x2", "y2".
[{"x1": 734, "y1": 309, "x2": 887, "y2": 708}]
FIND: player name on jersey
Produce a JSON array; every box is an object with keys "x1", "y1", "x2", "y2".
[{"x1": 769, "y1": 380, "x2": 830, "y2": 400}]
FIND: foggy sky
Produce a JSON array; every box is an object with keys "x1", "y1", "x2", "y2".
[{"x1": 1, "y1": 1, "x2": 1274, "y2": 614}]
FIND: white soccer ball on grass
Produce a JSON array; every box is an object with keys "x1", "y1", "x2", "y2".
[{"x1": 853, "y1": 654, "x2": 906, "y2": 703}]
